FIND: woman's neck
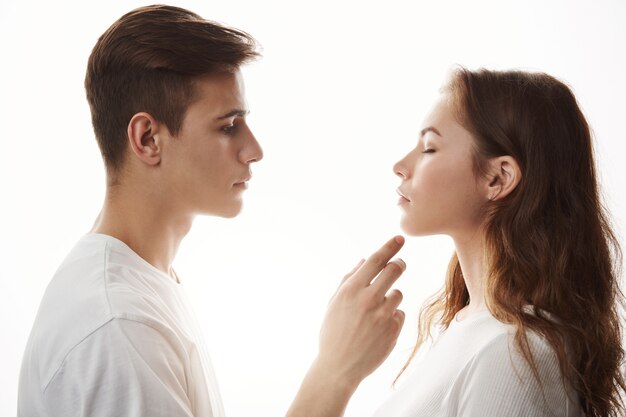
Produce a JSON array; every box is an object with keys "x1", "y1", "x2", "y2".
[{"x1": 453, "y1": 229, "x2": 487, "y2": 319}]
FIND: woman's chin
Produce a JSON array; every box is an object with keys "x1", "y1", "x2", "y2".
[
  {"x1": 400, "y1": 217, "x2": 437, "y2": 237},
  {"x1": 399, "y1": 223, "x2": 420, "y2": 236}
]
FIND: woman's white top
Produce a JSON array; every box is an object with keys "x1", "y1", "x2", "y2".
[{"x1": 373, "y1": 309, "x2": 583, "y2": 417}]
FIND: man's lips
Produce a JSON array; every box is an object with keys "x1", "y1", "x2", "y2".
[{"x1": 234, "y1": 176, "x2": 251, "y2": 187}]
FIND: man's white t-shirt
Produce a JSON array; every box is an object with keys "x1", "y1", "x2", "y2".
[
  {"x1": 373, "y1": 309, "x2": 583, "y2": 417},
  {"x1": 18, "y1": 233, "x2": 224, "y2": 417}
]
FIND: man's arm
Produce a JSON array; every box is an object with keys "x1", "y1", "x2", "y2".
[{"x1": 286, "y1": 236, "x2": 406, "y2": 417}]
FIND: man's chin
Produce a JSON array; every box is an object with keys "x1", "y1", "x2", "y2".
[
  {"x1": 201, "y1": 201, "x2": 243, "y2": 219},
  {"x1": 220, "y1": 208, "x2": 242, "y2": 219}
]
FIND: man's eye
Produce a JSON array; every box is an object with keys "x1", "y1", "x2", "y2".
[
  {"x1": 221, "y1": 124, "x2": 237, "y2": 135},
  {"x1": 422, "y1": 148, "x2": 435, "y2": 154}
]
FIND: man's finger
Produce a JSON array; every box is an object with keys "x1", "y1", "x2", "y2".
[
  {"x1": 352, "y1": 236, "x2": 405, "y2": 287},
  {"x1": 371, "y1": 258, "x2": 406, "y2": 295},
  {"x1": 340, "y1": 258, "x2": 365, "y2": 286},
  {"x1": 393, "y1": 309, "x2": 406, "y2": 328},
  {"x1": 383, "y1": 288, "x2": 403, "y2": 312},
  {"x1": 330, "y1": 259, "x2": 366, "y2": 302}
]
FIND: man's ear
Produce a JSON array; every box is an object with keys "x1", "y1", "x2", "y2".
[
  {"x1": 127, "y1": 112, "x2": 163, "y2": 167},
  {"x1": 484, "y1": 156, "x2": 522, "y2": 201}
]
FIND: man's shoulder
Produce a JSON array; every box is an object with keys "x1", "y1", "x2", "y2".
[
  {"x1": 31, "y1": 235, "x2": 115, "y2": 349},
  {"x1": 43, "y1": 233, "x2": 178, "y2": 319},
  {"x1": 24, "y1": 234, "x2": 183, "y2": 391}
]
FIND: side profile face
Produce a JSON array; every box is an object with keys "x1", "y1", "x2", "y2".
[
  {"x1": 158, "y1": 70, "x2": 263, "y2": 218},
  {"x1": 393, "y1": 95, "x2": 488, "y2": 238}
]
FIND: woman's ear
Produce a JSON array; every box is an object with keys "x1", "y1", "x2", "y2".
[
  {"x1": 484, "y1": 156, "x2": 521, "y2": 201},
  {"x1": 127, "y1": 112, "x2": 163, "y2": 167}
]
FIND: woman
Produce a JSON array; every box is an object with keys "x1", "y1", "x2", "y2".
[{"x1": 375, "y1": 68, "x2": 625, "y2": 417}]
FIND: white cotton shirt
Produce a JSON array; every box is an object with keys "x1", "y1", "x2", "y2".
[
  {"x1": 373, "y1": 309, "x2": 583, "y2": 417},
  {"x1": 18, "y1": 233, "x2": 224, "y2": 417}
]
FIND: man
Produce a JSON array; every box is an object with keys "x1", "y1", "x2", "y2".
[{"x1": 18, "y1": 5, "x2": 406, "y2": 417}]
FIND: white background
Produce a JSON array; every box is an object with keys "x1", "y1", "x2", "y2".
[{"x1": 1, "y1": 0, "x2": 625, "y2": 416}]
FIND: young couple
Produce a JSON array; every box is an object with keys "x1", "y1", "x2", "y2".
[{"x1": 18, "y1": 5, "x2": 625, "y2": 417}]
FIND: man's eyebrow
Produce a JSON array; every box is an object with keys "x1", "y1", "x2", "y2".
[
  {"x1": 420, "y1": 126, "x2": 442, "y2": 137},
  {"x1": 216, "y1": 109, "x2": 249, "y2": 120}
]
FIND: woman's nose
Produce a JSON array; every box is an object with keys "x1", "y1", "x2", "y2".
[{"x1": 393, "y1": 160, "x2": 408, "y2": 179}]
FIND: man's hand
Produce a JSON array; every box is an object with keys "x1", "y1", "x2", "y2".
[
  {"x1": 286, "y1": 236, "x2": 406, "y2": 417},
  {"x1": 316, "y1": 235, "x2": 406, "y2": 387}
]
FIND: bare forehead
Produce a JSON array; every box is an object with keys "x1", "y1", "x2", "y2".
[
  {"x1": 421, "y1": 95, "x2": 470, "y2": 140},
  {"x1": 422, "y1": 96, "x2": 454, "y2": 126},
  {"x1": 190, "y1": 71, "x2": 247, "y2": 116}
]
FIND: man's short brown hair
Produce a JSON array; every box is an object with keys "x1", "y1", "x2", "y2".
[{"x1": 85, "y1": 5, "x2": 259, "y2": 174}]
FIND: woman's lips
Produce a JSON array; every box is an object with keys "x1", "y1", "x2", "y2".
[{"x1": 396, "y1": 188, "x2": 411, "y2": 204}]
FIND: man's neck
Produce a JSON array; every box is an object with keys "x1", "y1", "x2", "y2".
[{"x1": 90, "y1": 186, "x2": 194, "y2": 280}]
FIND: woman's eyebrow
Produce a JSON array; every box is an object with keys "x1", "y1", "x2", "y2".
[{"x1": 420, "y1": 126, "x2": 442, "y2": 137}]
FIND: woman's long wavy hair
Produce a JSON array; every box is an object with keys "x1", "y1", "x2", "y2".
[{"x1": 397, "y1": 68, "x2": 625, "y2": 417}]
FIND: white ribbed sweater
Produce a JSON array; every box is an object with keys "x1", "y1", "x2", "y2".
[{"x1": 373, "y1": 310, "x2": 583, "y2": 417}]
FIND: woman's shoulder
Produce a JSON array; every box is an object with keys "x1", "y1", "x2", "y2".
[
  {"x1": 447, "y1": 307, "x2": 566, "y2": 390},
  {"x1": 471, "y1": 327, "x2": 557, "y2": 368},
  {"x1": 443, "y1": 309, "x2": 514, "y2": 353},
  {"x1": 465, "y1": 307, "x2": 559, "y2": 364},
  {"x1": 456, "y1": 319, "x2": 580, "y2": 416}
]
